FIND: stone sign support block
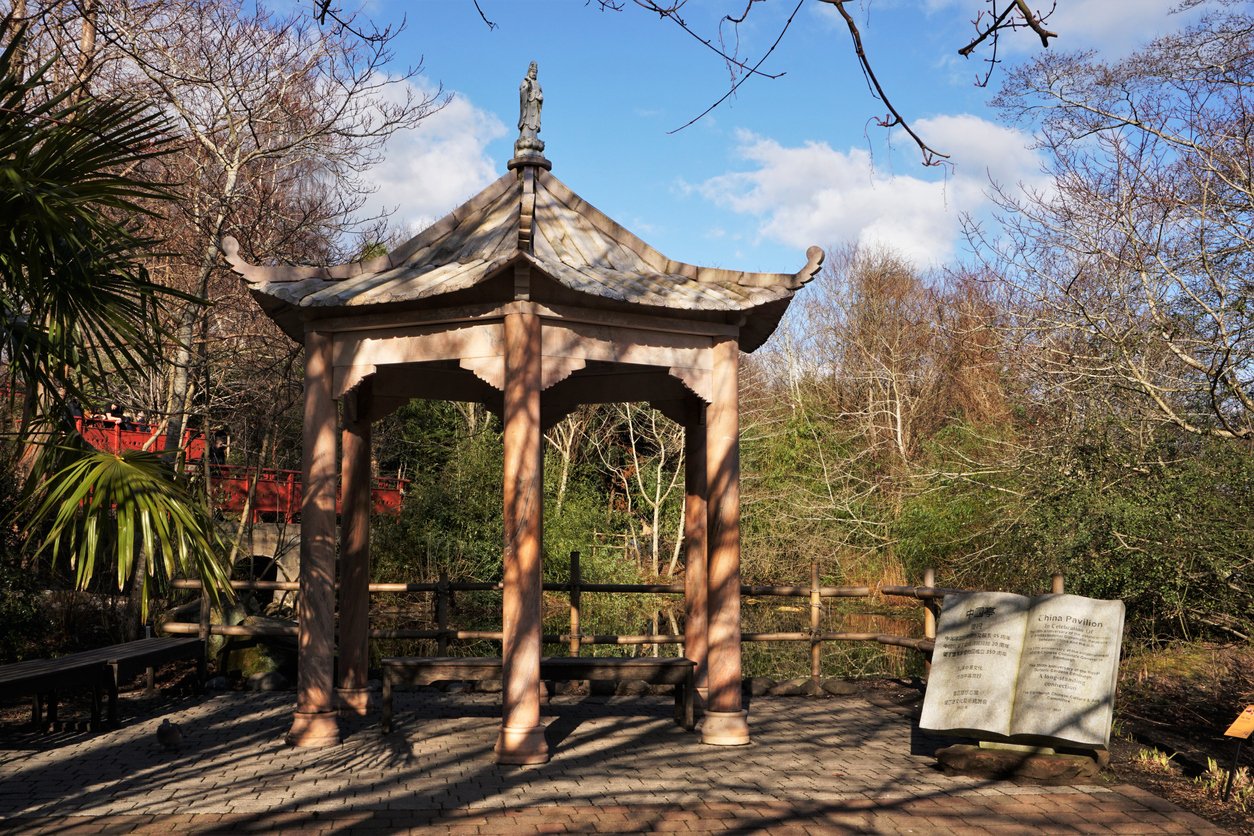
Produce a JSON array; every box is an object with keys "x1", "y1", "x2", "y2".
[{"x1": 935, "y1": 744, "x2": 1105, "y2": 784}]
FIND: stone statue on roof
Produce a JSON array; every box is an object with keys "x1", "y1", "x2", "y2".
[{"x1": 515, "y1": 61, "x2": 544, "y2": 158}]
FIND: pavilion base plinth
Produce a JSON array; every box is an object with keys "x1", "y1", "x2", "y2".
[
  {"x1": 287, "y1": 710, "x2": 341, "y2": 747},
  {"x1": 336, "y1": 687, "x2": 371, "y2": 717},
  {"x1": 701, "y1": 709, "x2": 750, "y2": 746},
  {"x1": 494, "y1": 724, "x2": 550, "y2": 765}
]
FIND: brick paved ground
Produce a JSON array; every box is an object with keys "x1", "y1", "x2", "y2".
[{"x1": 0, "y1": 690, "x2": 1230, "y2": 834}]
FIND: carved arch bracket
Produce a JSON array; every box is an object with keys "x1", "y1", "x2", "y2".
[
  {"x1": 668, "y1": 366, "x2": 711, "y2": 403},
  {"x1": 460, "y1": 356, "x2": 588, "y2": 392}
]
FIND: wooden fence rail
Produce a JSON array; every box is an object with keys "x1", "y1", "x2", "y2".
[{"x1": 162, "y1": 554, "x2": 1067, "y2": 682}]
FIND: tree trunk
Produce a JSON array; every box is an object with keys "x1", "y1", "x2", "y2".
[
  {"x1": 124, "y1": 548, "x2": 147, "y2": 641},
  {"x1": 163, "y1": 181, "x2": 235, "y2": 465}
]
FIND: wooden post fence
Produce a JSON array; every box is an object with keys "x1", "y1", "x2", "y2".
[
  {"x1": 167, "y1": 563, "x2": 1069, "y2": 683},
  {"x1": 922, "y1": 567, "x2": 937, "y2": 678},
  {"x1": 569, "y1": 552, "x2": 581, "y2": 657},
  {"x1": 436, "y1": 569, "x2": 450, "y2": 656},
  {"x1": 809, "y1": 561, "x2": 822, "y2": 682}
]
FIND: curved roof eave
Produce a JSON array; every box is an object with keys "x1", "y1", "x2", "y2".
[{"x1": 222, "y1": 166, "x2": 823, "y2": 351}]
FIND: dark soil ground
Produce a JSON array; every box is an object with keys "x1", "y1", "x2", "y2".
[
  {"x1": 2, "y1": 645, "x2": 1252, "y2": 833},
  {"x1": 1108, "y1": 643, "x2": 1254, "y2": 835}
]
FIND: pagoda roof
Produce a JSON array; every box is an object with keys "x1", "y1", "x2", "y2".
[{"x1": 222, "y1": 166, "x2": 822, "y2": 351}]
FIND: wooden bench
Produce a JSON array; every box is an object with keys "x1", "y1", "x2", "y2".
[
  {"x1": 0, "y1": 637, "x2": 203, "y2": 730},
  {"x1": 381, "y1": 656, "x2": 696, "y2": 734}
]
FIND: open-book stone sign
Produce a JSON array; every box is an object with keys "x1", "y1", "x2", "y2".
[{"x1": 920, "y1": 591, "x2": 1125, "y2": 750}]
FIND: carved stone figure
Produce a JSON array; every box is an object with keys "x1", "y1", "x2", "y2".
[{"x1": 515, "y1": 61, "x2": 544, "y2": 157}]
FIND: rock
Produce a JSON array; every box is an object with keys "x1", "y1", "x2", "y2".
[
  {"x1": 476, "y1": 678, "x2": 502, "y2": 693},
  {"x1": 240, "y1": 616, "x2": 298, "y2": 650},
  {"x1": 441, "y1": 681, "x2": 469, "y2": 694},
  {"x1": 223, "y1": 641, "x2": 293, "y2": 682},
  {"x1": 821, "y1": 678, "x2": 859, "y2": 696},
  {"x1": 553, "y1": 680, "x2": 586, "y2": 695},
  {"x1": 207, "y1": 604, "x2": 247, "y2": 661},
  {"x1": 935, "y1": 744, "x2": 1103, "y2": 784},
  {"x1": 204, "y1": 676, "x2": 229, "y2": 691},
  {"x1": 802, "y1": 678, "x2": 825, "y2": 697},
  {"x1": 747, "y1": 677, "x2": 775, "y2": 697},
  {"x1": 768, "y1": 678, "x2": 810, "y2": 696},
  {"x1": 645, "y1": 683, "x2": 675, "y2": 696},
  {"x1": 221, "y1": 616, "x2": 298, "y2": 683},
  {"x1": 245, "y1": 671, "x2": 289, "y2": 692}
]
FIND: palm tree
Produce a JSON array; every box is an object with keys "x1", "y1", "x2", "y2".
[{"x1": 0, "y1": 19, "x2": 230, "y2": 633}]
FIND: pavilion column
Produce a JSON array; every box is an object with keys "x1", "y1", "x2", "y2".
[
  {"x1": 702, "y1": 336, "x2": 750, "y2": 745},
  {"x1": 683, "y1": 401, "x2": 708, "y2": 705},
  {"x1": 288, "y1": 329, "x2": 341, "y2": 747},
  {"x1": 337, "y1": 381, "x2": 372, "y2": 716},
  {"x1": 495, "y1": 307, "x2": 549, "y2": 765}
]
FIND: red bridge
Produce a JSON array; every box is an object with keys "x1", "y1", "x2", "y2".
[
  {"x1": 77, "y1": 418, "x2": 206, "y2": 461},
  {"x1": 76, "y1": 418, "x2": 407, "y2": 519},
  {"x1": 209, "y1": 465, "x2": 407, "y2": 522}
]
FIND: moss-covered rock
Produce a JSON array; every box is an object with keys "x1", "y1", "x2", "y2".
[{"x1": 220, "y1": 616, "x2": 297, "y2": 681}]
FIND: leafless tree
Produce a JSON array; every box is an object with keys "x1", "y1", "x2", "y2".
[
  {"x1": 589, "y1": 403, "x2": 685, "y2": 577},
  {"x1": 91, "y1": 0, "x2": 444, "y2": 460},
  {"x1": 803, "y1": 245, "x2": 945, "y2": 463},
  {"x1": 975, "y1": 7, "x2": 1254, "y2": 440},
  {"x1": 545, "y1": 405, "x2": 596, "y2": 516}
]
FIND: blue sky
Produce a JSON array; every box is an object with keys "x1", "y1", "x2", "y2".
[{"x1": 354, "y1": 0, "x2": 1206, "y2": 274}]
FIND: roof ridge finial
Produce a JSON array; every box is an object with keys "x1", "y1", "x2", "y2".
[{"x1": 509, "y1": 60, "x2": 551, "y2": 172}]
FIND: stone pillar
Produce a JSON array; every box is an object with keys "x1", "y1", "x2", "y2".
[
  {"x1": 496, "y1": 308, "x2": 548, "y2": 764},
  {"x1": 683, "y1": 401, "x2": 708, "y2": 704},
  {"x1": 702, "y1": 336, "x2": 750, "y2": 746},
  {"x1": 288, "y1": 329, "x2": 340, "y2": 747},
  {"x1": 337, "y1": 382, "x2": 372, "y2": 716}
]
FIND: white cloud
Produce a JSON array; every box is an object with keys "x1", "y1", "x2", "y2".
[
  {"x1": 1043, "y1": 0, "x2": 1204, "y2": 54},
  {"x1": 694, "y1": 116, "x2": 1041, "y2": 268},
  {"x1": 360, "y1": 80, "x2": 507, "y2": 236},
  {"x1": 906, "y1": 113, "x2": 1044, "y2": 189},
  {"x1": 926, "y1": 0, "x2": 1204, "y2": 58}
]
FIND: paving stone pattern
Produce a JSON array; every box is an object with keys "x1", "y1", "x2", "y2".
[{"x1": 0, "y1": 692, "x2": 1229, "y2": 834}]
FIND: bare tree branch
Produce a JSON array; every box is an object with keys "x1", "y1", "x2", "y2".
[
  {"x1": 629, "y1": 0, "x2": 783, "y2": 81},
  {"x1": 472, "y1": 0, "x2": 497, "y2": 31},
  {"x1": 959, "y1": 0, "x2": 1057, "y2": 58},
  {"x1": 820, "y1": 0, "x2": 949, "y2": 166},
  {"x1": 667, "y1": 0, "x2": 801, "y2": 135}
]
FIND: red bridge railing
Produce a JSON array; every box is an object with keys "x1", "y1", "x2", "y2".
[{"x1": 74, "y1": 418, "x2": 407, "y2": 519}]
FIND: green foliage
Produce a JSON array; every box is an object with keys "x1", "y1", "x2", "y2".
[
  {"x1": 0, "y1": 455, "x2": 40, "y2": 662},
  {"x1": 21, "y1": 440, "x2": 232, "y2": 621},
  {"x1": 0, "y1": 21, "x2": 233, "y2": 629},
  {"x1": 375, "y1": 399, "x2": 466, "y2": 481},
  {"x1": 740, "y1": 395, "x2": 893, "y2": 586},
  {"x1": 0, "y1": 22, "x2": 188, "y2": 405},
  {"x1": 373, "y1": 416, "x2": 505, "y2": 583},
  {"x1": 543, "y1": 478, "x2": 636, "y2": 585},
  {"x1": 895, "y1": 419, "x2": 1254, "y2": 642},
  {"x1": 1197, "y1": 758, "x2": 1253, "y2": 811},
  {"x1": 894, "y1": 420, "x2": 1031, "y2": 589},
  {"x1": 1026, "y1": 435, "x2": 1254, "y2": 641}
]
